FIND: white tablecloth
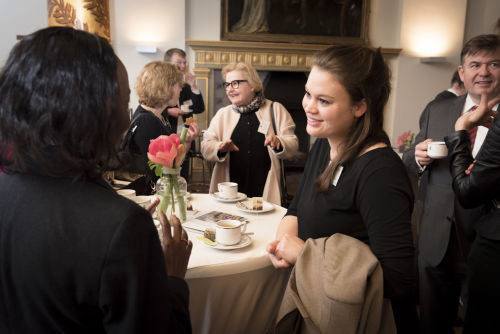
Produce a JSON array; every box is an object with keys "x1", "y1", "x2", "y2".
[{"x1": 184, "y1": 193, "x2": 291, "y2": 334}]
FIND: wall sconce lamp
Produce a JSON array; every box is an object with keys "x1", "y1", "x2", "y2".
[
  {"x1": 136, "y1": 45, "x2": 158, "y2": 54},
  {"x1": 420, "y1": 57, "x2": 447, "y2": 63}
]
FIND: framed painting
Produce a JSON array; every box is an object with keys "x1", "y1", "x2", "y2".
[{"x1": 221, "y1": 0, "x2": 370, "y2": 44}]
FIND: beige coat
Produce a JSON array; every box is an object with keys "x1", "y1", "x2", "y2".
[
  {"x1": 201, "y1": 99, "x2": 298, "y2": 205},
  {"x1": 276, "y1": 234, "x2": 397, "y2": 334}
]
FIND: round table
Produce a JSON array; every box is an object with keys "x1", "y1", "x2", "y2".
[{"x1": 184, "y1": 193, "x2": 291, "y2": 334}]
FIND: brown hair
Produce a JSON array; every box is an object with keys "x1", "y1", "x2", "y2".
[
  {"x1": 313, "y1": 45, "x2": 391, "y2": 192},
  {"x1": 460, "y1": 34, "x2": 500, "y2": 65},
  {"x1": 135, "y1": 61, "x2": 183, "y2": 108},
  {"x1": 222, "y1": 62, "x2": 263, "y2": 93}
]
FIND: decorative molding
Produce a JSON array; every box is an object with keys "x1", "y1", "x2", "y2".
[{"x1": 186, "y1": 40, "x2": 401, "y2": 72}]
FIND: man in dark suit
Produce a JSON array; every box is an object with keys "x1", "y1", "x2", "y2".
[
  {"x1": 164, "y1": 48, "x2": 205, "y2": 180},
  {"x1": 433, "y1": 70, "x2": 466, "y2": 102},
  {"x1": 403, "y1": 34, "x2": 500, "y2": 334}
]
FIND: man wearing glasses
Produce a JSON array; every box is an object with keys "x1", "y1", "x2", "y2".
[{"x1": 164, "y1": 48, "x2": 205, "y2": 180}]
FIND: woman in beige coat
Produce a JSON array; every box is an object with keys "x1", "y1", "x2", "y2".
[{"x1": 201, "y1": 62, "x2": 298, "y2": 205}]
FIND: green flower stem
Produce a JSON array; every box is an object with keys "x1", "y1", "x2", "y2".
[
  {"x1": 179, "y1": 127, "x2": 188, "y2": 144},
  {"x1": 159, "y1": 176, "x2": 173, "y2": 215},
  {"x1": 172, "y1": 176, "x2": 186, "y2": 222},
  {"x1": 169, "y1": 174, "x2": 176, "y2": 216}
]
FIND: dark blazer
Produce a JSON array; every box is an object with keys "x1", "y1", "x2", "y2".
[
  {"x1": 446, "y1": 116, "x2": 500, "y2": 240},
  {"x1": 167, "y1": 83, "x2": 205, "y2": 130},
  {"x1": 0, "y1": 171, "x2": 191, "y2": 333},
  {"x1": 433, "y1": 90, "x2": 457, "y2": 102},
  {"x1": 402, "y1": 95, "x2": 481, "y2": 266}
]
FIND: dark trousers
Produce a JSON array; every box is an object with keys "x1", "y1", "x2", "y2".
[
  {"x1": 419, "y1": 224, "x2": 467, "y2": 334},
  {"x1": 463, "y1": 235, "x2": 500, "y2": 333}
]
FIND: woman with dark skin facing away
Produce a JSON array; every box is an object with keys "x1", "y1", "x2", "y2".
[{"x1": 0, "y1": 27, "x2": 192, "y2": 333}]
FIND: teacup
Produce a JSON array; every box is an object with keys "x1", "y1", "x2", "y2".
[
  {"x1": 217, "y1": 182, "x2": 238, "y2": 199},
  {"x1": 427, "y1": 141, "x2": 448, "y2": 159},
  {"x1": 181, "y1": 104, "x2": 190, "y2": 113},
  {"x1": 117, "y1": 189, "x2": 136, "y2": 198},
  {"x1": 131, "y1": 195, "x2": 151, "y2": 209},
  {"x1": 215, "y1": 219, "x2": 246, "y2": 245}
]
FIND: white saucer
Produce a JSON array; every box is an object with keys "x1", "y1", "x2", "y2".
[
  {"x1": 200, "y1": 234, "x2": 252, "y2": 250},
  {"x1": 210, "y1": 192, "x2": 247, "y2": 202},
  {"x1": 236, "y1": 200, "x2": 274, "y2": 213}
]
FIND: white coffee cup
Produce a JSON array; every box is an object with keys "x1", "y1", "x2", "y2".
[
  {"x1": 131, "y1": 195, "x2": 152, "y2": 209},
  {"x1": 181, "y1": 104, "x2": 190, "y2": 113},
  {"x1": 427, "y1": 141, "x2": 448, "y2": 159},
  {"x1": 217, "y1": 182, "x2": 238, "y2": 199},
  {"x1": 215, "y1": 219, "x2": 247, "y2": 245},
  {"x1": 117, "y1": 189, "x2": 136, "y2": 198}
]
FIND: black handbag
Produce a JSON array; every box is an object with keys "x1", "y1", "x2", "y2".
[
  {"x1": 119, "y1": 113, "x2": 147, "y2": 175},
  {"x1": 270, "y1": 102, "x2": 293, "y2": 208}
]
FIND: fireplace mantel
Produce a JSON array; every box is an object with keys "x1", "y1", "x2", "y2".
[
  {"x1": 186, "y1": 40, "x2": 401, "y2": 72},
  {"x1": 185, "y1": 39, "x2": 401, "y2": 151}
]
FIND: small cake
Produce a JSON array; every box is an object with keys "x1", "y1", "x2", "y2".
[
  {"x1": 204, "y1": 228, "x2": 216, "y2": 242},
  {"x1": 251, "y1": 197, "x2": 263, "y2": 210}
]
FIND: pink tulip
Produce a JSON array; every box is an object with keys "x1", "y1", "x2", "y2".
[{"x1": 147, "y1": 134, "x2": 185, "y2": 168}]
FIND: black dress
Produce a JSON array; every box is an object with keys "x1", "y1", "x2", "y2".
[
  {"x1": 129, "y1": 105, "x2": 175, "y2": 194},
  {"x1": 288, "y1": 138, "x2": 418, "y2": 332},
  {"x1": 229, "y1": 111, "x2": 270, "y2": 197}
]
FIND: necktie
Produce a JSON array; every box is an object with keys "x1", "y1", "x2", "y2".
[{"x1": 469, "y1": 105, "x2": 478, "y2": 149}]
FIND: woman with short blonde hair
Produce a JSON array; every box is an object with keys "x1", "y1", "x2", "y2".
[
  {"x1": 135, "y1": 61, "x2": 183, "y2": 108},
  {"x1": 202, "y1": 62, "x2": 298, "y2": 205},
  {"x1": 125, "y1": 61, "x2": 199, "y2": 194}
]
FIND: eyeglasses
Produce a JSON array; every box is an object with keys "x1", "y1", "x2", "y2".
[{"x1": 223, "y1": 80, "x2": 248, "y2": 89}]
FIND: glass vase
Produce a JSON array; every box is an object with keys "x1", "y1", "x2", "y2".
[{"x1": 156, "y1": 167, "x2": 187, "y2": 222}]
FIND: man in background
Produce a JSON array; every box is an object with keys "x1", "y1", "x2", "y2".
[
  {"x1": 164, "y1": 48, "x2": 205, "y2": 180},
  {"x1": 403, "y1": 34, "x2": 500, "y2": 333},
  {"x1": 433, "y1": 70, "x2": 467, "y2": 102}
]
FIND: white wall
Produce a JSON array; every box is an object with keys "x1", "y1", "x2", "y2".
[
  {"x1": 110, "y1": 0, "x2": 185, "y2": 108},
  {"x1": 464, "y1": 0, "x2": 500, "y2": 41},
  {"x1": 0, "y1": 0, "x2": 46, "y2": 66},
  {"x1": 391, "y1": 0, "x2": 468, "y2": 143}
]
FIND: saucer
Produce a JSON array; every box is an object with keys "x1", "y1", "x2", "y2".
[
  {"x1": 236, "y1": 200, "x2": 274, "y2": 213},
  {"x1": 210, "y1": 192, "x2": 247, "y2": 203},
  {"x1": 198, "y1": 234, "x2": 252, "y2": 250}
]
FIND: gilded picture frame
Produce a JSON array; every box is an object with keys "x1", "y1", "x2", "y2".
[{"x1": 221, "y1": 0, "x2": 370, "y2": 45}]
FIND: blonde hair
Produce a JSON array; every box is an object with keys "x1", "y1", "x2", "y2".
[
  {"x1": 135, "y1": 61, "x2": 183, "y2": 108},
  {"x1": 222, "y1": 62, "x2": 263, "y2": 93}
]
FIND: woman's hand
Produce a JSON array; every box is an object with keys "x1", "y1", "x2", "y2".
[
  {"x1": 185, "y1": 121, "x2": 200, "y2": 145},
  {"x1": 266, "y1": 234, "x2": 305, "y2": 268},
  {"x1": 266, "y1": 240, "x2": 292, "y2": 268},
  {"x1": 264, "y1": 134, "x2": 281, "y2": 151},
  {"x1": 275, "y1": 234, "x2": 305, "y2": 265},
  {"x1": 455, "y1": 94, "x2": 500, "y2": 131},
  {"x1": 146, "y1": 197, "x2": 160, "y2": 215},
  {"x1": 159, "y1": 212, "x2": 192, "y2": 279},
  {"x1": 218, "y1": 140, "x2": 239, "y2": 153}
]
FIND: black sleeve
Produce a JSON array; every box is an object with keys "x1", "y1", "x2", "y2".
[
  {"x1": 100, "y1": 208, "x2": 191, "y2": 333},
  {"x1": 180, "y1": 84, "x2": 205, "y2": 119},
  {"x1": 132, "y1": 114, "x2": 174, "y2": 187},
  {"x1": 446, "y1": 118, "x2": 500, "y2": 208},
  {"x1": 285, "y1": 139, "x2": 324, "y2": 217},
  {"x1": 356, "y1": 163, "x2": 417, "y2": 303}
]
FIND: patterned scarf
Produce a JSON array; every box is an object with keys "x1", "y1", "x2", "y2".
[{"x1": 231, "y1": 91, "x2": 266, "y2": 114}]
